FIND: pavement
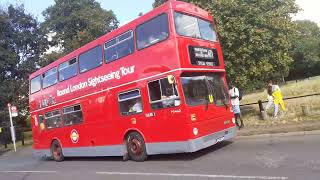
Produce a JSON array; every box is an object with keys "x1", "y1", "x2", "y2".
[
  {"x1": 237, "y1": 120, "x2": 320, "y2": 136},
  {"x1": 0, "y1": 148, "x2": 10, "y2": 156},
  {"x1": 237, "y1": 129, "x2": 320, "y2": 139},
  {"x1": 0, "y1": 133, "x2": 320, "y2": 180}
]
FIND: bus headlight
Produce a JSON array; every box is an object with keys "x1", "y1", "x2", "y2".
[{"x1": 193, "y1": 127, "x2": 198, "y2": 135}]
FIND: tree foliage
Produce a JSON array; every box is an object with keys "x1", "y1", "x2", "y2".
[
  {"x1": 0, "y1": 5, "x2": 48, "y2": 125},
  {"x1": 153, "y1": 0, "x2": 168, "y2": 8},
  {"x1": 288, "y1": 20, "x2": 320, "y2": 79},
  {"x1": 154, "y1": 0, "x2": 299, "y2": 90},
  {"x1": 42, "y1": 0, "x2": 119, "y2": 56}
]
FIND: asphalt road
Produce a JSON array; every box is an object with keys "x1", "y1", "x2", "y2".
[{"x1": 0, "y1": 134, "x2": 319, "y2": 180}]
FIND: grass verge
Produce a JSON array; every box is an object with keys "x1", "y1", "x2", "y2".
[
  {"x1": 0, "y1": 131, "x2": 33, "y2": 153},
  {"x1": 239, "y1": 77, "x2": 320, "y2": 135}
]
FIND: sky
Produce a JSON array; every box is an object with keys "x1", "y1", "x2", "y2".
[
  {"x1": 0, "y1": 0, "x2": 154, "y2": 25},
  {"x1": 0, "y1": 0, "x2": 319, "y2": 26},
  {"x1": 293, "y1": 0, "x2": 320, "y2": 25}
]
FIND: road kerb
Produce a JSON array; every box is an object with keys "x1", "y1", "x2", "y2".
[
  {"x1": 96, "y1": 171, "x2": 288, "y2": 179},
  {"x1": 235, "y1": 130, "x2": 320, "y2": 139}
]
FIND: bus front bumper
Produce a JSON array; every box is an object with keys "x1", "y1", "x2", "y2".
[{"x1": 146, "y1": 126, "x2": 237, "y2": 155}]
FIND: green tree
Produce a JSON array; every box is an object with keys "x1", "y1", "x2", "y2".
[
  {"x1": 42, "y1": 0, "x2": 119, "y2": 55},
  {"x1": 0, "y1": 5, "x2": 48, "y2": 125},
  {"x1": 38, "y1": 51, "x2": 66, "y2": 68},
  {"x1": 154, "y1": 0, "x2": 299, "y2": 89},
  {"x1": 289, "y1": 20, "x2": 320, "y2": 79},
  {"x1": 153, "y1": 0, "x2": 168, "y2": 8}
]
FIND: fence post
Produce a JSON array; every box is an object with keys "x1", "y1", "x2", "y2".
[
  {"x1": 258, "y1": 100, "x2": 267, "y2": 120},
  {"x1": 21, "y1": 131, "x2": 24, "y2": 146},
  {"x1": 301, "y1": 105, "x2": 311, "y2": 116},
  {"x1": 258, "y1": 100, "x2": 264, "y2": 112}
]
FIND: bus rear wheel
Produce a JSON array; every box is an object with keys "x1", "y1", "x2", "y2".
[
  {"x1": 51, "y1": 140, "x2": 64, "y2": 162},
  {"x1": 126, "y1": 132, "x2": 147, "y2": 162}
]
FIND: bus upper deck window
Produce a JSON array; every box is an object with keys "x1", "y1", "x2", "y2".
[
  {"x1": 59, "y1": 58, "x2": 77, "y2": 81},
  {"x1": 175, "y1": 13, "x2": 200, "y2": 38},
  {"x1": 105, "y1": 30, "x2": 134, "y2": 63},
  {"x1": 174, "y1": 12, "x2": 217, "y2": 42},
  {"x1": 42, "y1": 67, "x2": 58, "y2": 89},
  {"x1": 136, "y1": 13, "x2": 169, "y2": 50},
  {"x1": 79, "y1": 46, "x2": 103, "y2": 73},
  {"x1": 30, "y1": 75, "x2": 41, "y2": 94},
  {"x1": 198, "y1": 18, "x2": 216, "y2": 42}
]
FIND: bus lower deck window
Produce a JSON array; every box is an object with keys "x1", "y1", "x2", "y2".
[
  {"x1": 148, "y1": 77, "x2": 180, "y2": 110},
  {"x1": 63, "y1": 104, "x2": 83, "y2": 126},
  {"x1": 118, "y1": 90, "x2": 142, "y2": 116},
  {"x1": 45, "y1": 110, "x2": 62, "y2": 129}
]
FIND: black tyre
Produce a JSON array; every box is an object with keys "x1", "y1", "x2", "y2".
[
  {"x1": 126, "y1": 132, "x2": 147, "y2": 162},
  {"x1": 51, "y1": 140, "x2": 64, "y2": 162}
]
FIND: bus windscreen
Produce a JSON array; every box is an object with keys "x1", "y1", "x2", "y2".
[{"x1": 181, "y1": 73, "x2": 229, "y2": 106}]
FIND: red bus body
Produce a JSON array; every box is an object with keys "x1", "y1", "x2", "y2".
[{"x1": 29, "y1": 1, "x2": 236, "y2": 159}]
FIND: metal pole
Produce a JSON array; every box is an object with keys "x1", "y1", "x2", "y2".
[{"x1": 8, "y1": 105, "x2": 16, "y2": 152}]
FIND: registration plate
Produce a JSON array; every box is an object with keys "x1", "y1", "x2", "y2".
[{"x1": 216, "y1": 136, "x2": 225, "y2": 142}]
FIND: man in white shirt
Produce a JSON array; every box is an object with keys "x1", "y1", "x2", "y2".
[{"x1": 229, "y1": 83, "x2": 244, "y2": 129}]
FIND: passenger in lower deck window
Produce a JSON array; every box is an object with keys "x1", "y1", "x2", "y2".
[
  {"x1": 129, "y1": 99, "x2": 142, "y2": 113},
  {"x1": 161, "y1": 96, "x2": 175, "y2": 108},
  {"x1": 161, "y1": 88, "x2": 178, "y2": 108}
]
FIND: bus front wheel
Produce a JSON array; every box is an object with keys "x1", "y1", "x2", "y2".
[
  {"x1": 51, "y1": 140, "x2": 64, "y2": 162},
  {"x1": 126, "y1": 132, "x2": 147, "y2": 161}
]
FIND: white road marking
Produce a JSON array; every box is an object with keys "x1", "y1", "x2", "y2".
[
  {"x1": 0, "y1": 171, "x2": 57, "y2": 173},
  {"x1": 96, "y1": 171, "x2": 288, "y2": 179}
]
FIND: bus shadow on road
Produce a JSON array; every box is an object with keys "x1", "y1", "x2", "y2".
[
  {"x1": 60, "y1": 140, "x2": 233, "y2": 162},
  {"x1": 62, "y1": 156, "x2": 123, "y2": 162},
  {"x1": 148, "y1": 141, "x2": 233, "y2": 161}
]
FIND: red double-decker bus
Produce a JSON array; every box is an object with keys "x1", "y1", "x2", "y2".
[{"x1": 29, "y1": 0, "x2": 236, "y2": 162}]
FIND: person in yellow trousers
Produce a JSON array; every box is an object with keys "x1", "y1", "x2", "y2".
[{"x1": 267, "y1": 80, "x2": 286, "y2": 118}]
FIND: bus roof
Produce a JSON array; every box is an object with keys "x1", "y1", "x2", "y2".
[{"x1": 29, "y1": 0, "x2": 211, "y2": 80}]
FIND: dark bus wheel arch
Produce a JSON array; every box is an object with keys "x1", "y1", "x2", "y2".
[
  {"x1": 125, "y1": 131, "x2": 147, "y2": 162},
  {"x1": 51, "y1": 140, "x2": 64, "y2": 162}
]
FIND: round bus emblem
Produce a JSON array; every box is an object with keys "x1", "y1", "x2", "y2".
[{"x1": 70, "y1": 129, "x2": 79, "y2": 143}]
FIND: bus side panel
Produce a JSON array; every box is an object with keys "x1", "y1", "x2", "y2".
[{"x1": 140, "y1": 75, "x2": 190, "y2": 143}]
